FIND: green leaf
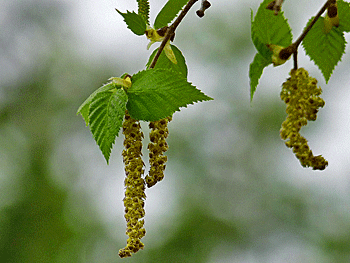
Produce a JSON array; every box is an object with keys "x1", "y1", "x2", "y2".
[
  {"x1": 251, "y1": 0, "x2": 292, "y2": 60},
  {"x1": 302, "y1": 17, "x2": 346, "y2": 83},
  {"x1": 154, "y1": 0, "x2": 189, "y2": 29},
  {"x1": 249, "y1": 53, "x2": 271, "y2": 101},
  {"x1": 338, "y1": 0, "x2": 350, "y2": 32},
  {"x1": 146, "y1": 44, "x2": 188, "y2": 77},
  {"x1": 88, "y1": 88, "x2": 128, "y2": 163},
  {"x1": 251, "y1": 10, "x2": 272, "y2": 60},
  {"x1": 116, "y1": 9, "x2": 146, "y2": 35},
  {"x1": 77, "y1": 83, "x2": 115, "y2": 125},
  {"x1": 127, "y1": 69, "x2": 212, "y2": 121}
]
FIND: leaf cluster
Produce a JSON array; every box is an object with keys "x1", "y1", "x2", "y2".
[
  {"x1": 78, "y1": 1, "x2": 214, "y2": 163},
  {"x1": 116, "y1": 0, "x2": 189, "y2": 35},
  {"x1": 302, "y1": 0, "x2": 350, "y2": 83},
  {"x1": 250, "y1": 0, "x2": 350, "y2": 100},
  {"x1": 77, "y1": 45, "x2": 211, "y2": 163}
]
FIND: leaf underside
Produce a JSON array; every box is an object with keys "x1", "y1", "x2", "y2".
[
  {"x1": 77, "y1": 83, "x2": 115, "y2": 126},
  {"x1": 88, "y1": 88, "x2": 128, "y2": 163}
]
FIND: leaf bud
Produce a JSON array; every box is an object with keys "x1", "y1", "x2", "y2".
[
  {"x1": 324, "y1": 1, "x2": 339, "y2": 33},
  {"x1": 267, "y1": 44, "x2": 291, "y2": 66}
]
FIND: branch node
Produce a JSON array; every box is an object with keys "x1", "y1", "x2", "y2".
[{"x1": 149, "y1": 0, "x2": 199, "y2": 69}]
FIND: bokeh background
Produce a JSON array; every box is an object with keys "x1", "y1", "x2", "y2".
[{"x1": 1, "y1": 0, "x2": 350, "y2": 262}]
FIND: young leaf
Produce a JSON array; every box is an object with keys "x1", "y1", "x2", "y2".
[
  {"x1": 77, "y1": 83, "x2": 115, "y2": 125},
  {"x1": 88, "y1": 88, "x2": 128, "y2": 163},
  {"x1": 127, "y1": 69, "x2": 212, "y2": 121},
  {"x1": 249, "y1": 53, "x2": 271, "y2": 101},
  {"x1": 302, "y1": 17, "x2": 346, "y2": 83},
  {"x1": 154, "y1": 0, "x2": 189, "y2": 29},
  {"x1": 116, "y1": 10, "x2": 146, "y2": 36},
  {"x1": 251, "y1": 0, "x2": 292, "y2": 60},
  {"x1": 338, "y1": 0, "x2": 350, "y2": 32},
  {"x1": 146, "y1": 44, "x2": 188, "y2": 77}
]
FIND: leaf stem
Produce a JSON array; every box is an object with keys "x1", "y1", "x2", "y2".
[{"x1": 149, "y1": 0, "x2": 199, "y2": 69}]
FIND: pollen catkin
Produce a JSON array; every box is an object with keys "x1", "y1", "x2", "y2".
[
  {"x1": 280, "y1": 68, "x2": 328, "y2": 170},
  {"x1": 119, "y1": 111, "x2": 146, "y2": 258},
  {"x1": 137, "y1": 0, "x2": 150, "y2": 25},
  {"x1": 145, "y1": 116, "x2": 172, "y2": 188}
]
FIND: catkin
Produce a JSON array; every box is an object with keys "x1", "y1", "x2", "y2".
[
  {"x1": 137, "y1": 0, "x2": 150, "y2": 25},
  {"x1": 145, "y1": 116, "x2": 172, "y2": 187},
  {"x1": 280, "y1": 68, "x2": 328, "y2": 170},
  {"x1": 119, "y1": 111, "x2": 146, "y2": 258}
]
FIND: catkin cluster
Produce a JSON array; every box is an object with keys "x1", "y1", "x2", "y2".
[
  {"x1": 145, "y1": 117, "x2": 172, "y2": 188},
  {"x1": 119, "y1": 111, "x2": 146, "y2": 258},
  {"x1": 280, "y1": 68, "x2": 328, "y2": 170}
]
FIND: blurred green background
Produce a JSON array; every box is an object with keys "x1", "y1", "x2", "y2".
[{"x1": 1, "y1": 0, "x2": 350, "y2": 262}]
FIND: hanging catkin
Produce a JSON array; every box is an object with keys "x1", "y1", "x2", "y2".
[
  {"x1": 119, "y1": 111, "x2": 146, "y2": 258},
  {"x1": 145, "y1": 116, "x2": 172, "y2": 187},
  {"x1": 280, "y1": 68, "x2": 328, "y2": 170}
]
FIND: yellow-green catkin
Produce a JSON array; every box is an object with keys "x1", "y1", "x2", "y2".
[
  {"x1": 145, "y1": 116, "x2": 172, "y2": 188},
  {"x1": 280, "y1": 68, "x2": 328, "y2": 170},
  {"x1": 119, "y1": 111, "x2": 146, "y2": 258},
  {"x1": 137, "y1": 0, "x2": 150, "y2": 25}
]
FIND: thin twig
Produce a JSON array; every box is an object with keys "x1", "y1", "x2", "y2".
[
  {"x1": 293, "y1": 50, "x2": 298, "y2": 69},
  {"x1": 149, "y1": 0, "x2": 199, "y2": 69},
  {"x1": 280, "y1": 0, "x2": 333, "y2": 69},
  {"x1": 293, "y1": 0, "x2": 333, "y2": 48}
]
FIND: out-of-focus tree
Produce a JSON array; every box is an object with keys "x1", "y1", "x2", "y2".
[{"x1": 1, "y1": 1, "x2": 350, "y2": 262}]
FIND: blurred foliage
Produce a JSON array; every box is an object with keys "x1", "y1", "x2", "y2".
[{"x1": 1, "y1": 1, "x2": 350, "y2": 263}]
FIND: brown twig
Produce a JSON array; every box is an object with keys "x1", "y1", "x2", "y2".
[
  {"x1": 149, "y1": 0, "x2": 199, "y2": 69},
  {"x1": 293, "y1": 50, "x2": 298, "y2": 70},
  {"x1": 294, "y1": 0, "x2": 333, "y2": 47},
  {"x1": 278, "y1": 0, "x2": 334, "y2": 69}
]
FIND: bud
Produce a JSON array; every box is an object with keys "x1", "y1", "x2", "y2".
[
  {"x1": 109, "y1": 74, "x2": 132, "y2": 89},
  {"x1": 145, "y1": 26, "x2": 177, "y2": 64},
  {"x1": 267, "y1": 44, "x2": 291, "y2": 66},
  {"x1": 324, "y1": 1, "x2": 339, "y2": 33}
]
